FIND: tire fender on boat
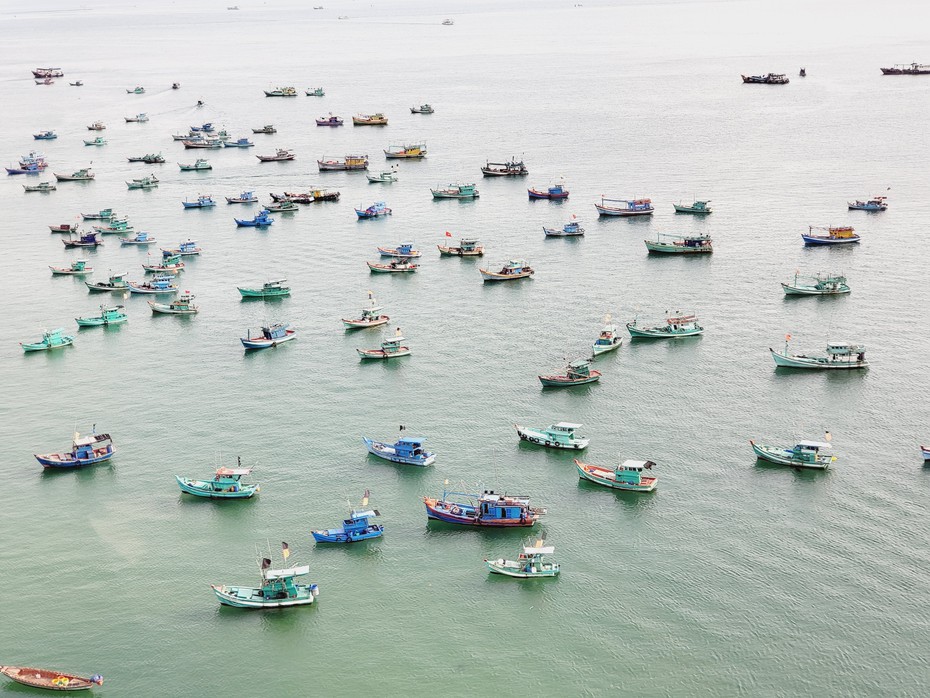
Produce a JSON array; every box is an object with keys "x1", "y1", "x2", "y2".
[{"x1": 545, "y1": 441, "x2": 551, "y2": 447}]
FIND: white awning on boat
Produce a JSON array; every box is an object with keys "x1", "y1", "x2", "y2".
[
  {"x1": 265, "y1": 565, "x2": 309, "y2": 579},
  {"x1": 620, "y1": 460, "x2": 649, "y2": 469},
  {"x1": 215, "y1": 467, "x2": 252, "y2": 476},
  {"x1": 797, "y1": 441, "x2": 831, "y2": 449},
  {"x1": 553, "y1": 422, "x2": 582, "y2": 429},
  {"x1": 523, "y1": 546, "x2": 554, "y2": 555}
]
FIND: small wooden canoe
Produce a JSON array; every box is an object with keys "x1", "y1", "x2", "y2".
[{"x1": 0, "y1": 665, "x2": 103, "y2": 691}]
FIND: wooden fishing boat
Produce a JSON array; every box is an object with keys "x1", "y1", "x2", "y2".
[
  {"x1": 161, "y1": 240, "x2": 201, "y2": 256},
  {"x1": 87, "y1": 121, "x2": 106, "y2": 131},
  {"x1": 481, "y1": 159, "x2": 528, "y2": 176},
  {"x1": 265, "y1": 199, "x2": 300, "y2": 213},
  {"x1": 543, "y1": 219, "x2": 584, "y2": 237},
  {"x1": 318, "y1": 154, "x2": 368, "y2": 171},
  {"x1": 480, "y1": 259, "x2": 533, "y2": 281},
  {"x1": 178, "y1": 158, "x2": 211, "y2": 171},
  {"x1": 190, "y1": 123, "x2": 215, "y2": 133},
  {"x1": 127, "y1": 153, "x2": 164, "y2": 164},
  {"x1": 881, "y1": 63, "x2": 930, "y2": 75},
  {"x1": 576, "y1": 459, "x2": 658, "y2": 491},
  {"x1": 227, "y1": 191, "x2": 258, "y2": 204},
  {"x1": 49, "y1": 223, "x2": 78, "y2": 233},
  {"x1": 781, "y1": 271, "x2": 850, "y2": 295},
  {"x1": 257, "y1": 149, "x2": 295, "y2": 162},
  {"x1": 235, "y1": 209, "x2": 274, "y2": 227},
  {"x1": 673, "y1": 199, "x2": 712, "y2": 214},
  {"x1": 127, "y1": 275, "x2": 179, "y2": 295},
  {"x1": 238, "y1": 279, "x2": 291, "y2": 298},
  {"x1": 182, "y1": 195, "x2": 216, "y2": 208},
  {"x1": 367, "y1": 168, "x2": 398, "y2": 183},
  {"x1": 21, "y1": 328, "x2": 75, "y2": 352},
  {"x1": 264, "y1": 86, "x2": 297, "y2": 97},
  {"x1": 0, "y1": 665, "x2": 103, "y2": 691},
  {"x1": 149, "y1": 291, "x2": 198, "y2": 314},
  {"x1": 920, "y1": 445, "x2": 930, "y2": 461},
  {"x1": 352, "y1": 113, "x2": 388, "y2": 125},
  {"x1": 32, "y1": 67, "x2": 65, "y2": 78},
  {"x1": 309, "y1": 188, "x2": 340, "y2": 202},
  {"x1": 55, "y1": 168, "x2": 95, "y2": 182},
  {"x1": 305, "y1": 87, "x2": 325, "y2": 96},
  {"x1": 269, "y1": 192, "x2": 307, "y2": 204},
  {"x1": 356, "y1": 201, "x2": 392, "y2": 218},
  {"x1": 802, "y1": 225, "x2": 860, "y2": 246},
  {"x1": 126, "y1": 175, "x2": 158, "y2": 189},
  {"x1": 120, "y1": 232, "x2": 156, "y2": 245},
  {"x1": 177, "y1": 462, "x2": 258, "y2": 498},
  {"x1": 172, "y1": 82, "x2": 180, "y2": 89},
  {"x1": 644, "y1": 233, "x2": 713, "y2": 254},
  {"x1": 182, "y1": 138, "x2": 222, "y2": 149},
  {"x1": 86, "y1": 272, "x2": 129, "y2": 292},
  {"x1": 342, "y1": 293, "x2": 389, "y2": 328},
  {"x1": 83, "y1": 137, "x2": 107, "y2": 146},
  {"x1": 143, "y1": 254, "x2": 185, "y2": 274},
  {"x1": 378, "y1": 242, "x2": 420, "y2": 258},
  {"x1": 212, "y1": 551, "x2": 319, "y2": 608},
  {"x1": 627, "y1": 313, "x2": 703, "y2": 338},
  {"x1": 50, "y1": 260, "x2": 92, "y2": 276},
  {"x1": 528, "y1": 182, "x2": 569, "y2": 199},
  {"x1": 770, "y1": 340, "x2": 868, "y2": 369},
  {"x1": 431, "y1": 183, "x2": 479, "y2": 199},
  {"x1": 241, "y1": 323, "x2": 297, "y2": 349},
  {"x1": 124, "y1": 113, "x2": 149, "y2": 123},
  {"x1": 223, "y1": 137, "x2": 254, "y2": 148},
  {"x1": 749, "y1": 439, "x2": 835, "y2": 470},
  {"x1": 357, "y1": 329, "x2": 410, "y2": 359},
  {"x1": 93, "y1": 219, "x2": 133, "y2": 235},
  {"x1": 127, "y1": 86, "x2": 145, "y2": 93},
  {"x1": 514, "y1": 422, "x2": 589, "y2": 449},
  {"x1": 595, "y1": 196, "x2": 653, "y2": 216},
  {"x1": 367, "y1": 259, "x2": 418, "y2": 273},
  {"x1": 23, "y1": 181, "x2": 56, "y2": 193},
  {"x1": 410, "y1": 104, "x2": 434, "y2": 114},
  {"x1": 438, "y1": 235, "x2": 483, "y2": 256},
  {"x1": 384, "y1": 143, "x2": 427, "y2": 159},
  {"x1": 75, "y1": 305, "x2": 127, "y2": 327},
  {"x1": 63, "y1": 232, "x2": 102, "y2": 248},
  {"x1": 35, "y1": 431, "x2": 113, "y2": 467},
  {"x1": 848, "y1": 196, "x2": 888, "y2": 211},
  {"x1": 486, "y1": 538, "x2": 560, "y2": 578},
  {"x1": 6, "y1": 164, "x2": 43, "y2": 175},
  {"x1": 312, "y1": 492, "x2": 383, "y2": 543},
  {"x1": 539, "y1": 358, "x2": 601, "y2": 387},
  {"x1": 316, "y1": 114, "x2": 344, "y2": 126},
  {"x1": 363, "y1": 434, "x2": 435, "y2": 466},
  {"x1": 741, "y1": 73, "x2": 789, "y2": 84},
  {"x1": 799, "y1": 68, "x2": 807, "y2": 77},
  {"x1": 33, "y1": 130, "x2": 57, "y2": 140},
  {"x1": 592, "y1": 315, "x2": 622, "y2": 354},
  {"x1": 81, "y1": 208, "x2": 114, "y2": 221},
  {"x1": 424, "y1": 489, "x2": 546, "y2": 527},
  {"x1": 251, "y1": 124, "x2": 276, "y2": 134}
]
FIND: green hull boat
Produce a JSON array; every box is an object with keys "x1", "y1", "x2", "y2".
[{"x1": 673, "y1": 200, "x2": 712, "y2": 214}]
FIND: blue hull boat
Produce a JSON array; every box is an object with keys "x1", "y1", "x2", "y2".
[
  {"x1": 312, "y1": 491, "x2": 383, "y2": 543},
  {"x1": 235, "y1": 209, "x2": 274, "y2": 227},
  {"x1": 362, "y1": 436, "x2": 435, "y2": 466},
  {"x1": 34, "y1": 432, "x2": 114, "y2": 469}
]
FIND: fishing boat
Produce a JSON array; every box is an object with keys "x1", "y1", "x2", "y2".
[
  {"x1": 93, "y1": 219, "x2": 133, "y2": 235},
  {"x1": 264, "y1": 86, "x2": 298, "y2": 97},
  {"x1": 627, "y1": 313, "x2": 704, "y2": 338},
  {"x1": 384, "y1": 143, "x2": 427, "y2": 159},
  {"x1": 363, "y1": 433, "x2": 435, "y2": 466},
  {"x1": 356, "y1": 201, "x2": 392, "y2": 218},
  {"x1": 63, "y1": 232, "x2": 102, "y2": 248},
  {"x1": 126, "y1": 175, "x2": 159, "y2": 189},
  {"x1": 592, "y1": 315, "x2": 622, "y2": 354},
  {"x1": 212, "y1": 551, "x2": 319, "y2": 609},
  {"x1": 160, "y1": 240, "x2": 201, "y2": 257},
  {"x1": 182, "y1": 194, "x2": 216, "y2": 208},
  {"x1": 575, "y1": 458, "x2": 658, "y2": 492},
  {"x1": 252, "y1": 124, "x2": 277, "y2": 134},
  {"x1": 342, "y1": 293, "x2": 389, "y2": 328},
  {"x1": 539, "y1": 358, "x2": 601, "y2": 387},
  {"x1": 353, "y1": 113, "x2": 388, "y2": 125},
  {"x1": 781, "y1": 271, "x2": 850, "y2": 295},
  {"x1": 87, "y1": 121, "x2": 105, "y2": 131},
  {"x1": 127, "y1": 86, "x2": 145, "y2": 93},
  {"x1": 149, "y1": 291, "x2": 199, "y2": 314},
  {"x1": 749, "y1": 439, "x2": 835, "y2": 470},
  {"x1": 312, "y1": 492, "x2": 383, "y2": 543},
  {"x1": 479, "y1": 259, "x2": 533, "y2": 281},
  {"x1": 178, "y1": 158, "x2": 212, "y2": 171},
  {"x1": 673, "y1": 199, "x2": 712, "y2": 214},
  {"x1": 81, "y1": 208, "x2": 114, "y2": 221},
  {"x1": 241, "y1": 323, "x2": 297, "y2": 349},
  {"x1": 481, "y1": 159, "x2": 528, "y2": 176},
  {"x1": 441, "y1": 18, "x2": 454, "y2": 24},
  {"x1": 190, "y1": 123, "x2": 215, "y2": 133},
  {"x1": 367, "y1": 259, "x2": 418, "y2": 273},
  {"x1": 120, "y1": 232, "x2": 156, "y2": 245},
  {"x1": 799, "y1": 68, "x2": 806, "y2": 77},
  {"x1": 378, "y1": 242, "x2": 420, "y2": 258},
  {"x1": 49, "y1": 223, "x2": 78, "y2": 233},
  {"x1": 55, "y1": 168, "x2": 95, "y2": 181},
  {"x1": 128, "y1": 153, "x2": 164, "y2": 163},
  {"x1": 23, "y1": 181, "x2": 56, "y2": 193},
  {"x1": 305, "y1": 87, "x2": 325, "y2": 96},
  {"x1": 741, "y1": 73, "x2": 789, "y2": 84},
  {"x1": 528, "y1": 181, "x2": 569, "y2": 200},
  {"x1": 357, "y1": 329, "x2": 410, "y2": 359},
  {"x1": 0, "y1": 666, "x2": 103, "y2": 691},
  {"x1": 75, "y1": 305, "x2": 128, "y2": 327},
  {"x1": 19, "y1": 151, "x2": 47, "y2": 168},
  {"x1": 21, "y1": 328, "x2": 74, "y2": 352},
  {"x1": 543, "y1": 218, "x2": 584, "y2": 237},
  {"x1": 176, "y1": 463, "x2": 258, "y2": 498},
  {"x1": 33, "y1": 67, "x2": 65, "y2": 78},
  {"x1": 33, "y1": 130, "x2": 57, "y2": 140},
  {"x1": 410, "y1": 104, "x2": 434, "y2": 114},
  {"x1": 424, "y1": 489, "x2": 546, "y2": 527},
  {"x1": 86, "y1": 272, "x2": 129, "y2": 292},
  {"x1": 35, "y1": 77, "x2": 55, "y2": 84},
  {"x1": 802, "y1": 225, "x2": 860, "y2": 246},
  {"x1": 770, "y1": 340, "x2": 869, "y2": 369},
  {"x1": 595, "y1": 197, "x2": 653, "y2": 216},
  {"x1": 644, "y1": 234, "x2": 713, "y2": 254},
  {"x1": 265, "y1": 200, "x2": 300, "y2": 213},
  {"x1": 6, "y1": 164, "x2": 43, "y2": 175},
  {"x1": 257, "y1": 149, "x2": 295, "y2": 162},
  {"x1": 880, "y1": 63, "x2": 930, "y2": 75},
  {"x1": 182, "y1": 138, "x2": 222, "y2": 149},
  {"x1": 920, "y1": 445, "x2": 930, "y2": 461},
  {"x1": 127, "y1": 275, "x2": 179, "y2": 295},
  {"x1": 35, "y1": 430, "x2": 113, "y2": 468},
  {"x1": 222, "y1": 137, "x2": 255, "y2": 148},
  {"x1": 367, "y1": 168, "x2": 398, "y2": 183},
  {"x1": 486, "y1": 538, "x2": 560, "y2": 578},
  {"x1": 848, "y1": 196, "x2": 888, "y2": 211},
  {"x1": 142, "y1": 254, "x2": 184, "y2": 275},
  {"x1": 235, "y1": 209, "x2": 275, "y2": 227},
  {"x1": 514, "y1": 422, "x2": 589, "y2": 449},
  {"x1": 309, "y1": 188, "x2": 340, "y2": 202},
  {"x1": 438, "y1": 236, "x2": 484, "y2": 256},
  {"x1": 172, "y1": 82, "x2": 180, "y2": 88},
  {"x1": 432, "y1": 183, "x2": 479, "y2": 199},
  {"x1": 316, "y1": 114, "x2": 344, "y2": 126},
  {"x1": 318, "y1": 154, "x2": 368, "y2": 171},
  {"x1": 238, "y1": 279, "x2": 290, "y2": 298},
  {"x1": 227, "y1": 191, "x2": 258, "y2": 204},
  {"x1": 124, "y1": 113, "x2": 149, "y2": 123},
  {"x1": 83, "y1": 137, "x2": 107, "y2": 146}
]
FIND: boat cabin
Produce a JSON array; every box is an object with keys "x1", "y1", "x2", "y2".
[
  {"x1": 827, "y1": 343, "x2": 866, "y2": 361},
  {"x1": 260, "y1": 565, "x2": 309, "y2": 599},
  {"x1": 666, "y1": 314, "x2": 698, "y2": 331},
  {"x1": 566, "y1": 360, "x2": 593, "y2": 378},
  {"x1": 478, "y1": 491, "x2": 534, "y2": 520},
  {"x1": 74, "y1": 433, "x2": 113, "y2": 460},
  {"x1": 550, "y1": 422, "x2": 582, "y2": 436},
  {"x1": 791, "y1": 441, "x2": 831, "y2": 464},
  {"x1": 393, "y1": 437, "x2": 428, "y2": 460},
  {"x1": 262, "y1": 324, "x2": 290, "y2": 340},
  {"x1": 615, "y1": 459, "x2": 654, "y2": 484},
  {"x1": 344, "y1": 509, "x2": 379, "y2": 534}
]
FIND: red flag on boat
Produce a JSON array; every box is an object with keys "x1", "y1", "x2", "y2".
[{"x1": 445, "y1": 231, "x2": 452, "y2": 237}]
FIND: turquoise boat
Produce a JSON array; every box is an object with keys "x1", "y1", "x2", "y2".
[
  {"x1": 673, "y1": 199, "x2": 713, "y2": 214},
  {"x1": 575, "y1": 458, "x2": 658, "y2": 492},
  {"x1": 750, "y1": 439, "x2": 835, "y2": 470},
  {"x1": 431, "y1": 183, "x2": 479, "y2": 199},
  {"x1": 514, "y1": 422, "x2": 589, "y2": 450},
  {"x1": 176, "y1": 462, "x2": 259, "y2": 498},
  {"x1": 592, "y1": 315, "x2": 622, "y2": 354},
  {"x1": 238, "y1": 279, "x2": 290, "y2": 298},
  {"x1": 538, "y1": 359, "x2": 601, "y2": 387},
  {"x1": 644, "y1": 234, "x2": 713, "y2": 254},
  {"x1": 627, "y1": 313, "x2": 704, "y2": 338},
  {"x1": 49, "y1": 259, "x2": 93, "y2": 276},
  {"x1": 75, "y1": 305, "x2": 127, "y2": 327},
  {"x1": 21, "y1": 328, "x2": 74, "y2": 352},
  {"x1": 485, "y1": 538, "x2": 560, "y2": 578},
  {"x1": 212, "y1": 546, "x2": 319, "y2": 609},
  {"x1": 357, "y1": 329, "x2": 410, "y2": 359},
  {"x1": 311, "y1": 490, "x2": 383, "y2": 543},
  {"x1": 81, "y1": 208, "x2": 115, "y2": 221},
  {"x1": 83, "y1": 136, "x2": 107, "y2": 146},
  {"x1": 781, "y1": 271, "x2": 850, "y2": 295},
  {"x1": 770, "y1": 341, "x2": 868, "y2": 369},
  {"x1": 305, "y1": 87, "x2": 325, "y2": 96},
  {"x1": 86, "y1": 272, "x2": 130, "y2": 292}
]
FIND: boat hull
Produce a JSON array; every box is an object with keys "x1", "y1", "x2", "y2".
[
  {"x1": 480, "y1": 270, "x2": 533, "y2": 281},
  {"x1": 176, "y1": 476, "x2": 258, "y2": 498},
  {"x1": 749, "y1": 441, "x2": 831, "y2": 469},
  {"x1": 367, "y1": 263, "x2": 416, "y2": 273},
  {"x1": 595, "y1": 205, "x2": 653, "y2": 216},
  {"x1": 149, "y1": 302, "x2": 198, "y2": 314},
  {"x1": 35, "y1": 450, "x2": 113, "y2": 468},
  {"x1": 485, "y1": 559, "x2": 560, "y2": 578},
  {"x1": 311, "y1": 527, "x2": 383, "y2": 543},
  {"x1": 769, "y1": 348, "x2": 868, "y2": 369},
  {"x1": 514, "y1": 425, "x2": 589, "y2": 450},
  {"x1": 342, "y1": 317, "x2": 389, "y2": 329},
  {"x1": 241, "y1": 330, "x2": 297, "y2": 349},
  {"x1": 575, "y1": 460, "x2": 657, "y2": 491},
  {"x1": 921, "y1": 446, "x2": 930, "y2": 461},
  {"x1": 238, "y1": 288, "x2": 290, "y2": 298},
  {"x1": 357, "y1": 348, "x2": 411, "y2": 359},
  {"x1": 362, "y1": 437, "x2": 435, "y2": 466},
  {"x1": 592, "y1": 338, "x2": 622, "y2": 354},
  {"x1": 627, "y1": 324, "x2": 704, "y2": 338},
  {"x1": 801, "y1": 234, "x2": 860, "y2": 246},
  {"x1": 438, "y1": 245, "x2": 483, "y2": 256},
  {"x1": 424, "y1": 499, "x2": 537, "y2": 527},
  {"x1": 538, "y1": 373, "x2": 601, "y2": 387},
  {"x1": 22, "y1": 338, "x2": 75, "y2": 352},
  {"x1": 75, "y1": 315, "x2": 127, "y2": 327},
  {"x1": 673, "y1": 204, "x2": 712, "y2": 214},
  {"x1": 644, "y1": 241, "x2": 712, "y2": 254},
  {"x1": 781, "y1": 283, "x2": 850, "y2": 295},
  {"x1": 212, "y1": 584, "x2": 317, "y2": 608},
  {"x1": 0, "y1": 666, "x2": 101, "y2": 691}
]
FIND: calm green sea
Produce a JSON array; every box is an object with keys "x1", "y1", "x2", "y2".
[{"x1": 2, "y1": 0, "x2": 930, "y2": 695}]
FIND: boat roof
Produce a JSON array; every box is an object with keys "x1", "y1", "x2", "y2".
[
  {"x1": 74, "y1": 433, "x2": 110, "y2": 446},
  {"x1": 553, "y1": 422, "x2": 582, "y2": 429},
  {"x1": 620, "y1": 459, "x2": 650, "y2": 468},
  {"x1": 264, "y1": 564, "x2": 309, "y2": 579},
  {"x1": 523, "y1": 546, "x2": 554, "y2": 555},
  {"x1": 397, "y1": 437, "x2": 425, "y2": 445},
  {"x1": 797, "y1": 441, "x2": 832, "y2": 449},
  {"x1": 215, "y1": 467, "x2": 252, "y2": 476},
  {"x1": 349, "y1": 509, "x2": 379, "y2": 519},
  {"x1": 478, "y1": 491, "x2": 530, "y2": 503}
]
